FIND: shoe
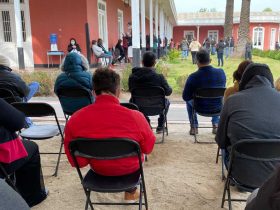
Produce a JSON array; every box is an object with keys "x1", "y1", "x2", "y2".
[
  {"x1": 156, "y1": 126, "x2": 164, "y2": 134},
  {"x1": 189, "y1": 127, "x2": 198, "y2": 135},
  {"x1": 212, "y1": 125, "x2": 218, "y2": 134},
  {"x1": 124, "y1": 189, "x2": 139, "y2": 202}
]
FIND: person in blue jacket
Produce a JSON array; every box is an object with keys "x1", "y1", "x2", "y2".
[{"x1": 54, "y1": 52, "x2": 94, "y2": 114}]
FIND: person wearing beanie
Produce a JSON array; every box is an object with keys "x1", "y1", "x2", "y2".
[
  {"x1": 216, "y1": 63, "x2": 280, "y2": 186},
  {"x1": 0, "y1": 54, "x2": 39, "y2": 103}
]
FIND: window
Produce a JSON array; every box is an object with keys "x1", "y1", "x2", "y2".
[
  {"x1": 184, "y1": 31, "x2": 194, "y2": 43},
  {"x1": 208, "y1": 30, "x2": 219, "y2": 43},
  {"x1": 117, "y1": 9, "x2": 124, "y2": 39},
  {"x1": 253, "y1": 27, "x2": 264, "y2": 50},
  {"x1": 270, "y1": 28, "x2": 276, "y2": 50},
  {"x1": 98, "y1": 0, "x2": 108, "y2": 49},
  {"x1": 1, "y1": 11, "x2": 12, "y2": 42},
  {"x1": 20, "y1": 0, "x2": 24, "y2": 3},
  {"x1": 21, "y1": 10, "x2": 26, "y2": 42},
  {"x1": 0, "y1": 0, "x2": 9, "y2": 3}
]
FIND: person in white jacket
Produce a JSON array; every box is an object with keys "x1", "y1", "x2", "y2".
[
  {"x1": 189, "y1": 38, "x2": 201, "y2": 64},
  {"x1": 91, "y1": 40, "x2": 112, "y2": 65}
]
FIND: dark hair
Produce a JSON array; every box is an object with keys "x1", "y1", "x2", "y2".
[
  {"x1": 142, "y1": 51, "x2": 156, "y2": 67},
  {"x1": 117, "y1": 39, "x2": 122, "y2": 44},
  {"x1": 97, "y1": 38, "x2": 102, "y2": 43},
  {"x1": 233, "y1": 60, "x2": 253, "y2": 82},
  {"x1": 92, "y1": 40, "x2": 97, "y2": 45},
  {"x1": 70, "y1": 38, "x2": 77, "y2": 44},
  {"x1": 93, "y1": 68, "x2": 120, "y2": 95},
  {"x1": 196, "y1": 49, "x2": 210, "y2": 64}
]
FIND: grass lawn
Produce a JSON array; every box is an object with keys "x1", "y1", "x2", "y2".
[{"x1": 165, "y1": 54, "x2": 280, "y2": 94}]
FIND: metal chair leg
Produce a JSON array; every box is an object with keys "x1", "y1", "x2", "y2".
[
  {"x1": 141, "y1": 179, "x2": 148, "y2": 210},
  {"x1": 139, "y1": 183, "x2": 143, "y2": 210},
  {"x1": 216, "y1": 147, "x2": 220, "y2": 164},
  {"x1": 53, "y1": 140, "x2": 63, "y2": 177},
  {"x1": 221, "y1": 176, "x2": 230, "y2": 208},
  {"x1": 227, "y1": 183, "x2": 232, "y2": 210}
]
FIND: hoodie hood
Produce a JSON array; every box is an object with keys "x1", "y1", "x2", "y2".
[
  {"x1": 239, "y1": 63, "x2": 274, "y2": 91},
  {"x1": 131, "y1": 67, "x2": 157, "y2": 82},
  {"x1": 62, "y1": 52, "x2": 85, "y2": 73}
]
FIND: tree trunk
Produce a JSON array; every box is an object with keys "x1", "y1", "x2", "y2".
[
  {"x1": 235, "y1": 0, "x2": 251, "y2": 57},
  {"x1": 224, "y1": 0, "x2": 234, "y2": 39}
]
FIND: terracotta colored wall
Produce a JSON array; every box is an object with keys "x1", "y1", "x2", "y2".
[
  {"x1": 86, "y1": 0, "x2": 99, "y2": 45},
  {"x1": 29, "y1": 0, "x2": 87, "y2": 65}
]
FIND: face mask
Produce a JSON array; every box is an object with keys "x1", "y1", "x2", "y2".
[{"x1": 71, "y1": 40, "x2": 75, "y2": 45}]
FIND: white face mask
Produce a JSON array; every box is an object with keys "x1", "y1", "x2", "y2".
[{"x1": 71, "y1": 40, "x2": 75, "y2": 45}]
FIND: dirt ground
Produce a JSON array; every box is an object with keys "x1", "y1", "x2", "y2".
[{"x1": 32, "y1": 124, "x2": 248, "y2": 210}]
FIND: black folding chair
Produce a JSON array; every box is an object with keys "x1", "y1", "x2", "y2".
[
  {"x1": 216, "y1": 146, "x2": 226, "y2": 181},
  {"x1": 221, "y1": 139, "x2": 280, "y2": 210},
  {"x1": 131, "y1": 86, "x2": 168, "y2": 144},
  {"x1": 0, "y1": 163, "x2": 18, "y2": 191},
  {"x1": 12, "y1": 102, "x2": 64, "y2": 177},
  {"x1": 69, "y1": 138, "x2": 148, "y2": 210},
  {"x1": 120, "y1": 102, "x2": 139, "y2": 111},
  {"x1": 192, "y1": 88, "x2": 225, "y2": 144},
  {"x1": 56, "y1": 87, "x2": 93, "y2": 121},
  {"x1": 0, "y1": 88, "x2": 21, "y2": 104}
]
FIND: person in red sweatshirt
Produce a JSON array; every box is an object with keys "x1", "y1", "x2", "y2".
[{"x1": 64, "y1": 68, "x2": 156, "y2": 201}]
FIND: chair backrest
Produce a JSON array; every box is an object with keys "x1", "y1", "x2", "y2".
[
  {"x1": 0, "y1": 88, "x2": 21, "y2": 104},
  {"x1": 193, "y1": 87, "x2": 225, "y2": 115},
  {"x1": 12, "y1": 102, "x2": 57, "y2": 118},
  {"x1": 120, "y1": 102, "x2": 139, "y2": 111},
  {"x1": 56, "y1": 87, "x2": 93, "y2": 116},
  {"x1": 130, "y1": 86, "x2": 166, "y2": 116},
  {"x1": 229, "y1": 139, "x2": 280, "y2": 189}
]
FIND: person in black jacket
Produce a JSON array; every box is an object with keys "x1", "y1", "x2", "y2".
[
  {"x1": 115, "y1": 39, "x2": 125, "y2": 63},
  {"x1": 67, "y1": 38, "x2": 81, "y2": 53},
  {"x1": 128, "y1": 51, "x2": 172, "y2": 133}
]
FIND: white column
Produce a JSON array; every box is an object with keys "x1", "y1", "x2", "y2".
[
  {"x1": 131, "y1": 0, "x2": 141, "y2": 67},
  {"x1": 141, "y1": 0, "x2": 146, "y2": 49},
  {"x1": 149, "y1": 0, "x2": 153, "y2": 49},
  {"x1": 197, "y1": 25, "x2": 200, "y2": 43},
  {"x1": 14, "y1": 0, "x2": 25, "y2": 69},
  {"x1": 155, "y1": 0, "x2": 159, "y2": 39},
  {"x1": 159, "y1": 8, "x2": 164, "y2": 42}
]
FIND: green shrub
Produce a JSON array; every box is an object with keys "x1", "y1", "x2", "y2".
[
  {"x1": 176, "y1": 74, "x2": 188, "y2": 91},
  {"x1": 21, "y1": 70, "x2": 59, "y2": 96},
  {"x1": 253, "y1": 48, "x2": 280, "y2": 60},
  {"x1": 155, "y1": 59, "x2": 170, "y2": 77},
  {"x1": 166, "y1": 49, "x2": 181, "y2": 62},
  {"x1": 120, "y1": 64, "x2": 132, "y2": 92}
]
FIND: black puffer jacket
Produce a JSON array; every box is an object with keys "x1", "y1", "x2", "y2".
[
  {"x1": 128, "y1": 67, "x2": 172, "y2": 96},
  {"x1": 0, "y1": 65, "x2": 29, "y2": 98}
]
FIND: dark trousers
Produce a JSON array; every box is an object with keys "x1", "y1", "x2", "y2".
[
  {"x1": 217, "y1": 52, "x2": 224, "y2": 66},
  {"x1": 3, "y1": 140, "x2": 46, "y2": 207},
  {"x1": 245, "y1": 51, "x2": 252, "y2": 60},
  {"x1": 191, "y1": 51, "x2": 197, "y2": 64}
]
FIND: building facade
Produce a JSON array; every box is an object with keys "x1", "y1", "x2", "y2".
[
  {"x1": 0, "y1": 0, "x2": 176, "y2": 68},
  {"x1": 173, "y1": 12, "x2": 280, "y2": 51}
]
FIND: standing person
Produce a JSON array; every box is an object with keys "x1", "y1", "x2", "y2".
[
  {"x1": 229, "y1": 36, "x2": 235, "y2": 57},
  {"x1": 126, "y1": 22, "x2": 133, "y2": 63},
  {"x1": 157, "y1": 35, "x2": 162, "y2": 58},
  {"x1": 67, "y1": 38, "x2": 81, "y2": 53},
  {"x1": 211, "y1": 38, "x2": 217, "y2": 55},
  {"x1": 64, "y1": 68, "x2": 156, "y2": 201},
  {"x1": 122, "y1": 34, "x2": 128, "y2": 62},
  {"x1": 224, "y1": 37, "x2": 230, "y2": 59},
  {"x1": 92, "y1": 40, "x2": 113, "y2": 66},
  {"x1": 163, "y1": 36, "x2": 168, "y2": 55},
  {"x1": 203, "y1": 38, "x2": 211, "y2": 54},
  {"x1": 146, "y1": 34, "x2": 150, "y2": 51},
  {"x1": 0, "y1": 98, "x2": 48, "y2": 207},
  {"x1": 129, "y1": 51, "x2": 172, "y2": 133},
  {"x1": 182, "y1": 49, "x2": 226, "y2": 135},
  {"x1": 181, "y1": 37, "x2": 189, "y2": 60},
  {"x1": 115, "y1": 39, "x2": 125, "y2": 63},
  {"x1": 245, "y1": 39, "x2": 253, "y2": 60},
  {"x1": 169, "y1": 38, "x2": 175, "y2": 50},
  {"x1": 275, "y1": 41, "x2": 279, "y2": 51},
  {"x1": 152, "y1": 34, "x2": 158, "y2": 56},
  {"x1": 189, "y1": 38, "x2": 201, "y2": 64},
  {"x1": 216, "y1": 39, "x2": 225, "y2": 66}
]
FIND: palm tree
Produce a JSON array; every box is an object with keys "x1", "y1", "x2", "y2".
[
  {"x1": 224, "y1": 0, "x2": 234, "y2": 39},
  {"x1": 235, "y1": 0, "x2": 251, "y2": 57}
]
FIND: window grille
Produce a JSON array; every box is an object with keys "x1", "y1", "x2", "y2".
[{"x1": 2, "y1": 11, "x2": 12, "y2": 42}]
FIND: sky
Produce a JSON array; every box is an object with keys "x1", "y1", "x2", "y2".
[{"x1": 174, "y1": 0, "x2": 280, "y2": 13}]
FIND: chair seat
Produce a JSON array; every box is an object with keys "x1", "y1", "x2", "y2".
[
  {"x1": 20, "y1": 125, "x2": 65, "y2": 140},
  {"x1": 82, "y1": 169, "x2": 141, "y2": 193}
]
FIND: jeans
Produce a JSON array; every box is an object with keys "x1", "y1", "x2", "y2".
[
  {"x1": 186, "y1": 100, "x2": 220, "y2": 127},
  {"x1": 3, "y1": 141, "x2": 46, "y2": 207},
  {"x1": 211, "y1": 46, "x2": 216, "y2": 55},
  {"x1": 181, "y1": 50, "x2": 188, "y2": 59},
  {"x1": 245, "y1": 51, "x2": 252, "y2": 60},
  {"x1": 191, "y1": 51, "x2": 197, "y2": 64},
  {"x1": 224, "y1": 47, "x2": 229, "y2": 58},
  {"x1": 229, "y1": 47, "x2": 234, "y2": 57},
  {"x1": 217, "y1": 52, "x2": 224, "y2": 66},
  {"x1": 100, "y1": 53, "x2": 113, "y2": 65}
]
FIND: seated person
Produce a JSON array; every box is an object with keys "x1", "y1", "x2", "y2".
[
  {"x1": 115, "y1": 39, "x2": 125, "y2": 63},
  {"x1": 182, "y1": 49, "x2": 226, "y2": 135},
  {"x1": 67, "y1": 38, "x2": 81, "y2": 53},
  {"x1": 0, "y1": 98, "x2": 47, "y2": 207},
  {"x1": 0, "y1": 54, "x2": 39, "y2": 103},
  {"x1": 224, "y1": 60, "x2": 252, "y2": 101},
  {"x1": 54, "y1": 52, "x2": 94, "y2": 114},
  {"x1": 128, "y1": 51, "x2": 172, "y2": 133},
  {"x1": 92, "y1": 40, "x2": 113, "y2": 65},
  {"x1": 64, "y1": 68, "x2": 156, "y2": 201},
  {"x1": 245, "y1": 167, "x2": 280, "y2": 210},
  {"x1": 216, "y1": 63, "x2": 280, "y2": 180}
]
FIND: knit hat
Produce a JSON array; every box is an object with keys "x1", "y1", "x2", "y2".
[
  {"x1": 0, "y1": 54, "x2": 10, "y2": 67},
  {"x1": 239, "y1": 63, "x2": 274, "y2": 91}
]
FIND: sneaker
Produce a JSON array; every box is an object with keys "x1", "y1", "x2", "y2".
[
  {"x1": 189, "y1": 127, "x2": 198, "y2": 135},
  {"x1": 212, "y1": 125, "x2": 218, "y2": 134},
  {"x1": 124, "y1": 190, "x2": 139, "y2": 202}
]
